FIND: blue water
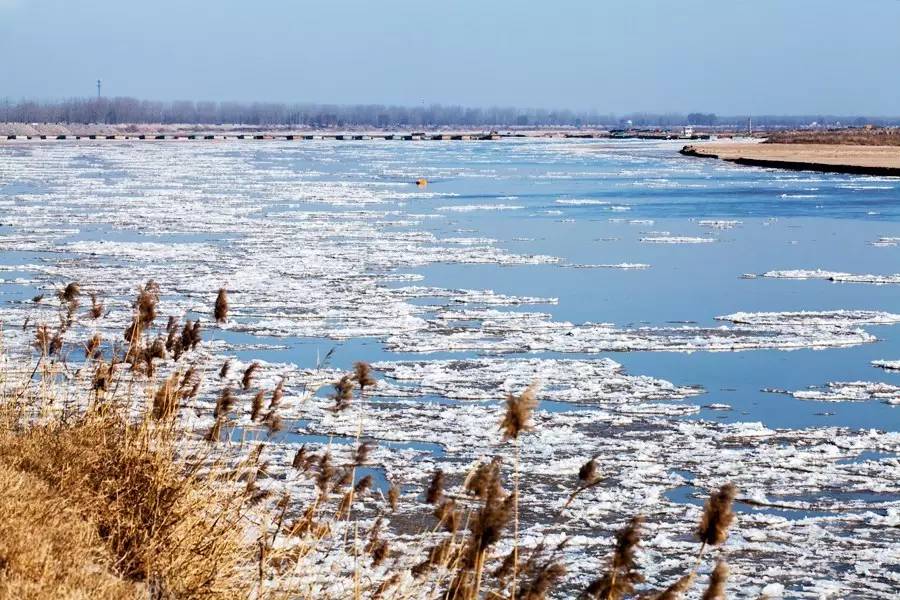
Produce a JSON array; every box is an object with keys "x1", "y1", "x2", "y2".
[
  {"x1": 2, "y1": 139, "x2": 899, "y2": 434},
  {"x1": 255, "y1": 139, "x2": 900, "y2": 431}
]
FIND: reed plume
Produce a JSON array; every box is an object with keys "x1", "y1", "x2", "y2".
[
  {"x1": 434, "y1": 499, "x2": 462, "y2": 533},
  {"x1": 135, "y1": 280, "x2": 159, "y2": 324},
  {"x1": 152, "y1": 372, "x2": 182, "y2": 421},
  {"x1": 425, "y1": 469, "x2": 445, "y2": 504},
  {"x1": 579, "y1": 457, "x2": 600, "y2": 485},
  {"x1": 241, "y1": 362, "x2": 259, "y2": 390},
  {"x1": 291, "y1": 445, "x2": 308, "y2": 470},
  {"x1": 413, "y1": 539, "x2": 458, "y2": 578},
  {"x1": 190, "y1": 320, "x2": 202, "y2": 349},
  {"x1": 387, "y1": 481, "x2": 400, "y2": 511},
  {"x1": 315, "y1": 452, "x2": 334, "y2": 493},
  {"x1": 269, "y1": 377, "x2": 284, "y2": 409},
  {"x1": 331, "y1": 375, "x2": 354, "y2": 411},
  {"x1": 353, "y1": 441, "x2": 375, "y2": 465},
  {"x1": 500, "y1": 382, "x2": 539, "y2": 441},
  {"x1": 214, "y1": 387, "x2": 235, "y2": 419},
  {"x1": 353, "y1": 361, "x2": 376, "y2": 393},
  {"x1": 34, "y1": 323, "x2": 50, "y2": 355},
  {"x1": 370, "y1": 539, "x2": 390, "y2": 567},
  {"x1": 653, "y1": 573, "x2": 695, "y2": 600},
  {"x1": 335, "y1": 467, "x2": 353, "y2": 488},
  {"x1": 451, "y1": 477, "x2": 514, "y2": 598},
  {"x1": 49, "y1": 329, "x2": 64, "y2": 356},
  {"x1": 264, "y1": 411, "x2": 283, "y2": 435},
  {"x1": 517, "y1": 561, "x2": 566, "y2": 600},
  {"x1": 219, "y1": 359, "x2": 231, "y2": 379},
  {"x1": 58, "y1": 281, "x2": 81, "y2": 304},
  {"x1": 354, "y1": 475, "x2": 373, "y2": 496},
  {"x1": 697, "y1": 484, "x2": 737, "y2": 548},
  {"x1": 583, "y1": 515, "x2": 644, "y2": 600},
  {"x1": 85, "y1": 333, "x2": 102, "y2": 359},
  {"x1": 564, "y1": 456, "x2": 605, "y2": 509},
  {"x1": 179, "y1": 367, "x2": 201, "y2": 398},
  {"x1": 89, "y1": 293, "x2": 104, "y2": 319},
  {"x1": 92, "y1": 360, "x2": 113, "y2": 392},
  {"x1": 214, "y1": 287, "x2": 228, "y2": 323},
  {"x1": 250, "y1": 390, "x2": 264, "y2": 421},
  {"x1": 700, "y1": 561, "x2": 729, "y2": 600}
]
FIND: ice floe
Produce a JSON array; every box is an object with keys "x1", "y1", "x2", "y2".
[
  {"x1": 640, "y1": 236, "x2": 716, "y2": 244},
  {"x1": 761, "y1": 269, "x2": 900, "y2": 285},
  {"x1": 768, "y1": 381, "x2": 900, "y2": 405}
]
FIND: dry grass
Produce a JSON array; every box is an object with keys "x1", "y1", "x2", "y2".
[
  {"x1": 0, "y1": 399, "x2": 249, "y2": 598},
  {"x1": 765, "y1": 127, "x2": 900, "y2": 146},
  {"x1": 0, "y1": 464, "x2": 142, "y2": 599}
]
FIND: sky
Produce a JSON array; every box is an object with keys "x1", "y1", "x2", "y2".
[{"x1": 2, "y1": 0, "x2": 899, "y2": 115}]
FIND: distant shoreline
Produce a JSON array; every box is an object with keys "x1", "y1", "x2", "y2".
[
  {"x1": 0, "y1": 121, "x2": 728, "y2": 142},
  {"x1": 681, "y1": 143, "x2": 900, "y2": 176}
]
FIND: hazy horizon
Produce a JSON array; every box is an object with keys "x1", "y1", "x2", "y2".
[{"x1": 3, "y1": 0, "x2": 900, "y2": 115}]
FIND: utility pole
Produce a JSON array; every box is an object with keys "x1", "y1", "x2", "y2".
[{"x1": 97, "y1": 79, "x2": 102, "y2": 99}]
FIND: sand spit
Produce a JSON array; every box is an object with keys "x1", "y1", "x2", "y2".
[{"x1": 681, "y1": 143, "x2": 900, "y2": 176}]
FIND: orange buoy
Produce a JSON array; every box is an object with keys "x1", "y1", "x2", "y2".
[{"x1": 416, "y1": 178, "x2": 428, "y2": 187}]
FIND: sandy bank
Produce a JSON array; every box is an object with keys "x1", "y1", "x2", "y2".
[{"x1": 681, "y1": 143, "x2": 900, "y2": 176}]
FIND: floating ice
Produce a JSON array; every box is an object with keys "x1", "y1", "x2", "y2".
[
  {"x1": 555, "y1": 198, "x2": 610, "y2": 206},
  {"x1": 2, "y1": 142, "x2": 899, "y2": 597},
  {"x1": 436, "y1": 204, "x2": 523, "y2": 212},
  {"x1": 769, "y1": 381, "x2": 900, "y2": 405},
  {"x1": 697, "y1": 219, "x2": 742, "y2": 229},
  {"x1": 761, "y1": 269, "x2": 900, "y2": 285},
  {"x1": 640, "y1": 236, "x2": 715, "y2": 244},
  {"x1": 564, "y1": 263, "x2": 651, "y2": 270}
]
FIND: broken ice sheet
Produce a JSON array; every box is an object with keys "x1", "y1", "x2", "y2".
[{"x1": 2, "y1": 142, "x2": 900, "y2": 597}]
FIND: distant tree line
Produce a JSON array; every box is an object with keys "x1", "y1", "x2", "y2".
[{"x1": 2, "y1": 97, "x2": 898, "y2": 128}]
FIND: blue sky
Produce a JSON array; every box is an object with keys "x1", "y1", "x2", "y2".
[{"x1": 2, "y1": 0, "x2": 899, "y2": 114}]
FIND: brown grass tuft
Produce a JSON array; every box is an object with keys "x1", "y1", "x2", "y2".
[
  {"x1": 0, "y1": 464, "x2": 142, "y2": 599},
  {"x1": 0, "y1": 406, "x2": 248, "y2": 598}
]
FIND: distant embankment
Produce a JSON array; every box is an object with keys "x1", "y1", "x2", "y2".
[{"x1": 681, "y1": 143, "x2": 900, "y2": 176}]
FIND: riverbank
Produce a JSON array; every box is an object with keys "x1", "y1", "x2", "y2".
[{"x1": 681, "y1": 142, "x2": 900, "y2": 176}]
